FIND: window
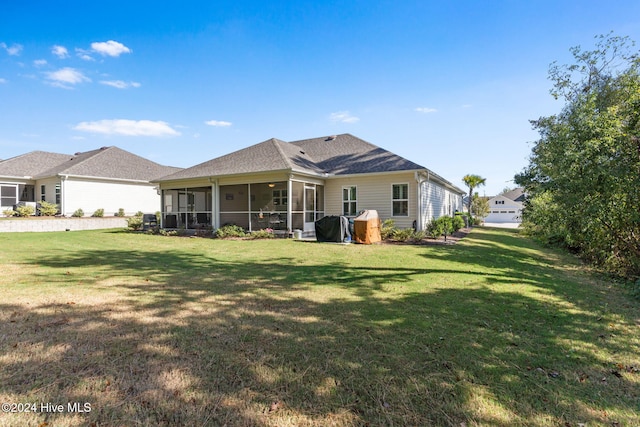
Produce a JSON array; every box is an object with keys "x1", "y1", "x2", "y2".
[
  {"x1": 55, "y1": 184, "x2": 61, "y2": 205},
  {"x1": 41, "y1": 185, "x2": 46, "y2": 202},
  {"x1": 392, "y1": 183, "x2": 409, "y2": 216},
  {"x1": 272, "y1": 189, "x2": 288, "y2": 207},
  {"x1": 1, "y1": 185, "x2": 17, "y2": 207},
  {"x1": 342, "y1": 186, "x2": 357, "y2": 216}
]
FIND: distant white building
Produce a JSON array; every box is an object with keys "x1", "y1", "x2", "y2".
[{"x1": 484, "y1": 188, "x2": 525, "y2": 224}]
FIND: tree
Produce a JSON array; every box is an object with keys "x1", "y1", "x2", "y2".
[
  {"x1": 462, "y1": 174, "x2": 486, "y2": 215},
  {"x1": 471, "y1": 193, "x2": 489, "y2": 222},
  {"x1": 516, "y1": 33, "x2": 640, "y2": 279}
]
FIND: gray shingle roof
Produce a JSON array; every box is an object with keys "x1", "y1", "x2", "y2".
[
  {"x1": 34, "y1": 146, "x2": 182, "y2": 181},
  {"x1": 156, "y1": 133, "x2": 425, "y2": 182},
  {"x1": 291, "y1": 134, "x2": 425, "y2": 174},
  {"x1": 0, "y1": 151, "x2": 73, "y2": 179},
  {"x1": 501, "y1": 187, "x2": 525, "y2": 202}
]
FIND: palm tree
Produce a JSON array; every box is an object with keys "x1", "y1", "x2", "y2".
[{"x1": 462, "y1": 174, "x2": 486, "y2": 215}]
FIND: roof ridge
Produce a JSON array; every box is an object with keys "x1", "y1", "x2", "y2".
[{"x1": 269, "y1": 138, "x2": 295, "y2": 170}]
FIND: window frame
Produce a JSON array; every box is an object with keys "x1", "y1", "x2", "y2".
[
  {"x1": 391, "y1": 183, "x2": 409, "y2": 217},
  {"x1": 342, "y1": 185, "x2": 357, "y2": 216}
]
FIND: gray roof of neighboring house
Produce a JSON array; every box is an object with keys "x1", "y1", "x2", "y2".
[
  {"x1": 0, "y1": 147, "x2": 181, "y2": 182},
  {"x1": 500, "y1": 187, "x2": 525, "y2": 202},
  {"x1": 34, "y1": 146, "x2": 182, "y2": 181},
  {"x1": 0, "y1": 151, "x2": 73, "y2": 179},
  {"x1": 157, "y1": 133, "x2": 426, "y2": 182}
]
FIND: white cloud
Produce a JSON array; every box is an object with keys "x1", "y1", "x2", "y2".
[
  {"x1": 91, "y1": 40, "x2": 131, "y2": 57},
  {"x1": 33, "y1": 59, "x2": 47, "y2": 67},
  {"x1": 73, "y1": 119, "x2": 180, "y2": 137},
  {"x1": 1, "y1": 42, "x2": 23, "y2": 56},
  {"x1": 75, "y1": 48, "x2": 95, "y2": 61},
  {"x1": 45, "y1": 67, "x2": 91, "y2": 88},
  {"x1": 0, "y1": 78, "x2": 6, "y2": 84},
  {"x1": 330, "y1": 111, "x2": 360, "y2": 123},
  {"x1": 415, "y1": 107, "x2": 438, "y2": 113},
  {"x1": 51, "y1": 45, "x2": 69, "y2": 58},
  {"x1": 100, "y1": 80, "x2": 141, "y2": 89},
  {"x1": 205, "y1": 120, "x2": 232, "y2": 127}
]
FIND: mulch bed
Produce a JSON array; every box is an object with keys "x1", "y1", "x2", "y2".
[{"x1": 383, "y1": 227, "x2": 473, "y2": 246}]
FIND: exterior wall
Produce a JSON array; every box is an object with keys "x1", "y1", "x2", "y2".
[
  {"x1": 325, "y1": 172, "x2": 418, "y2": 229},
  {"x1": 485, "y1": 195, "x2": 523, "y2": 223},
  {"x1": 62, "y1": 178, "x2": 160, "y2": 217},
  {"x1": 37, "y1": 177, "x2": 60, "y2": 205},
  {"x1": 419, "y1": 179, "x2": 464, "y2": 227}
]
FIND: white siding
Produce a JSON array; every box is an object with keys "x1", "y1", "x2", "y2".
[
  {"x1": 420, "y1": 180, "x2": 464, "y2": 227},
  {"x1": 63, "y1": 178, "x2": 160, "y2": 216},
  {"x1": 325, "y1": 172, "x2": 418, "y2": 229}
]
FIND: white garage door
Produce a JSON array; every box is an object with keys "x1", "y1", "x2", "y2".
[{"x1": 485, "y1": 209, "x2": 520, "y2": 223}]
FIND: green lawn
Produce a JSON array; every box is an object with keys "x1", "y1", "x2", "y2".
[{"x1": 0, "y1": 228, "x2": 638, "y2": 426}]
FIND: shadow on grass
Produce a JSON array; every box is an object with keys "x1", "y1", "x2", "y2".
[{"x1": 1, "y1": 229, "x2": 638, "y2": 426}]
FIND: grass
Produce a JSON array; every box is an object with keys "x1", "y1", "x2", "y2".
[{"x1": 0, "y1": 227, "x2": 638, "y2": 426}]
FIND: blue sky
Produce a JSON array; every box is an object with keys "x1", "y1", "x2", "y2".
[{"x1": 2, "y1": 1, "x2": 640, "y2": 195}]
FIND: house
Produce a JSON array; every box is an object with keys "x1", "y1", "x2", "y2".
[
  {"x1": 0, "y1": 146, "x2": 181, "y2": 216},
  {"x1": 154, "y1": 134, "x2": 465, "y2": 234},
  {"x1": 484, "y1": 187, "x2": 525, "y2": 223}
]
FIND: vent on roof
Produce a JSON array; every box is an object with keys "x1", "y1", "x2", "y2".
[
  {"x1": 299, "y1": 150, "x2": 305, "y2": 155},
  {"x1": 100, "y1": 146, "x2": 108, "y2": 150},
  {"x1": 325, "y1": 135, "x2": 337, "y2": 141},
  {"x1": 74, "y1": 152, "x2": 81, "y2": 156}
]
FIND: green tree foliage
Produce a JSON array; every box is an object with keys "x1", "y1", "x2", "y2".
[
  {"x1": 516, "y1": 34, "x2": 640, "y2": 279},
  {"x1": 462, "y1": 174, "x2": 486, "y2": 214},
  {"x1": 471, "y1": 194, "x2": 489, "y2": 221}
]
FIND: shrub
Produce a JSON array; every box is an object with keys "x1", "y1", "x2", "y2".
[
  {"x1": 3, "y1": 209, "x2": 15, "y2": 217},
  {"x1": 15, "y1": 205, "x2": 35, "y2": 217},
  {"x1": 426, "y1": 219, "x2": 444, "y2": 239},
  {"x1": 115, "y1": 208, "x2": 125, "y2": 217},
  {"x1": 248, "y1": 228, "x2": 275, "y2": 239},
  {"x1": 71, "y1": 208, "x2": 84, "y2": 218},
  {"x1": 215, "y1": 225, "x2": 246, "y2": 239},
  {"x1": 135, "y1": 211, "x2": 144, "y2": 217},
  {"x1": 127, "y1": 216, "x2": 143, "y2": 231},
  {"x1": 91, "y1": 208, "x2": 104, "y2": 217},
  {"x1": 452, "y1": 215, "x2": 465, "y2": 232},
  {"x1": 391, "y1": 228, "x2": 415, "y2": 242},
  {"x1": 381, "y1": 219, "x2": 396, "y2": 240},
  {"x1": 38, "y1": 201, "x2": 58, "y2": 216},
  {"x1": 437, "y1": 216, "x2": 454, "y2": 240}
]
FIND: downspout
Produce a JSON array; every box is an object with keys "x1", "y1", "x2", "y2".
[
  {"x1": 415, "y1": 171, "x2": 429, "y2": 231},
  {"x1": 60, "y1": 174, "x2": 68, "y2": 216}
]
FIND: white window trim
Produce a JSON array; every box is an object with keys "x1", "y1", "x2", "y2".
[
  {"x1": 342, "y1": 185, "x2": 357, "y2": 216},
  {"x1": 391, "y1": 182, "x2": 409, "y2": 217}
]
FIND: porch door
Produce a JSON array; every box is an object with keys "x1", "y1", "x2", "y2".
[{"x1": 304, "y1": 185, "x2": 316, "y2": 232}]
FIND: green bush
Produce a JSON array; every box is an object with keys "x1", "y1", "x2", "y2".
[
  {"x1": 426, "y1": 219, "x2": 444, "y2": 238},
  {"x1": 452, "y1": 215, "x2": 465, "y2": 232},
  {"x1": 127, "y1": 216, "x2": 143, "y2": 231},
  {"x1": 115, "y1": 208, "x2": 125, "y2": 217},
  {"x1": 215, "y1": 225, "x2": 246, "y2": 238},
  {"x1": 71, "y1": 208, "x2": 84, "y2": 218},
  {"x1": 38, "y1": 201, "x2": 58, "y2": 216},
  {"x1": 437, "y1": 216, "x2": 454, "y2": 240},
  {"x1": 248, "y1": 229, "x2": 275, "y2": 239},
  {"x1": 391, "y1": 228, "x2": 415, "y2": 242},
  {"x1": 91, "y1": 208, "x2": 104, "y2": 217},
  {"x1": 380, "y1": 219, "x2": 396, "y2": 240},
  {"x1": 15, "y1": 205, "x2": 35, "y2": 217},
  {"x1": 3, "y1": 209, "x2": 15, "y2": 217}
]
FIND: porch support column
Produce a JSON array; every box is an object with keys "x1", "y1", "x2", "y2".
[
  {"x1": 287, "y1": 175, "x2": 293, "y2": 234},
  {"x1": 209, "y1": 178, "x2": 218, "y2": 229}
]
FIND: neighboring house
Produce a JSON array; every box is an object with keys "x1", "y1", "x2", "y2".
[
  {"x1": 154, "y1": 134, "x2": 465, "y2": 234},
  {"x1": 0, "y1": 147, "x2": 181, "y2": 216},
  {"x1": 484, "y1": 187, "x2": 525, "y2": 223}
]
